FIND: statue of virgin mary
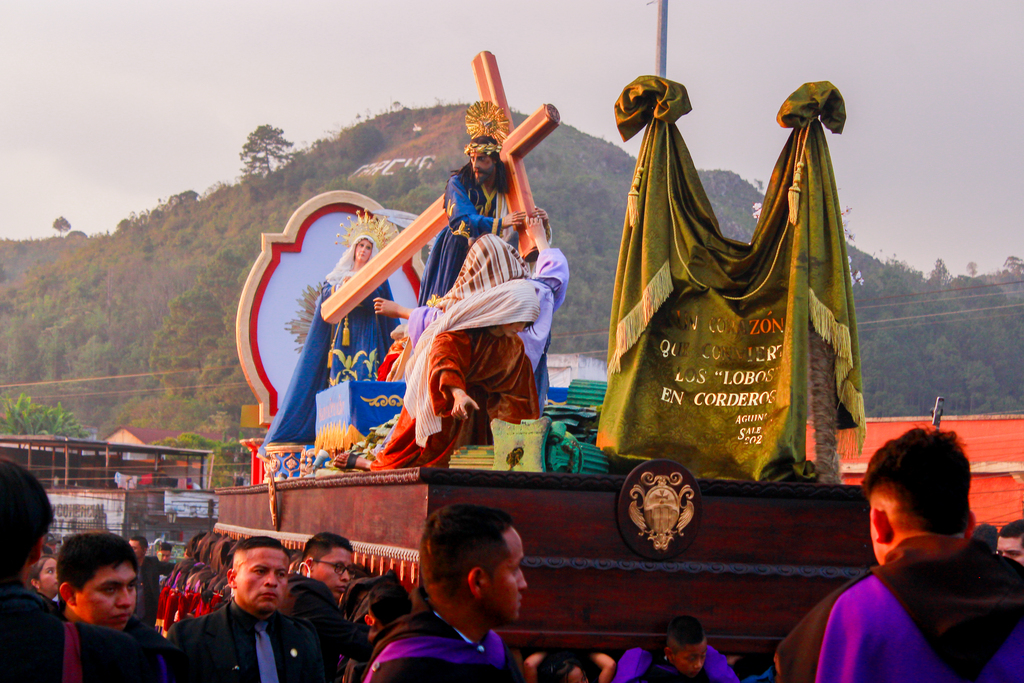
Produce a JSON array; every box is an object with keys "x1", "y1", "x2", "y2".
[{"x1": 263, "y1": 212, "x2": 400, "y2": 448}]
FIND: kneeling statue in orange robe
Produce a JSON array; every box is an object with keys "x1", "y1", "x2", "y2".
[{"x1": 372, "y1": 280, "x2": 540, "y2": 470}]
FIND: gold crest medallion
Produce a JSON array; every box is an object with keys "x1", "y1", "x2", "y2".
[{"x1": 628, "y1": 471, "x2": 696, "y2": 552}]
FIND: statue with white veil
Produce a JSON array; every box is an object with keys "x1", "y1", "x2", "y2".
[{"x1": 263, "y1": 212, "x2": 400, "y2": 447}]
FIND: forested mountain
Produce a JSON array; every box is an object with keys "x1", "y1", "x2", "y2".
[{"x1": 0, "y1": 103, "x2": 1020, "y2": 443}]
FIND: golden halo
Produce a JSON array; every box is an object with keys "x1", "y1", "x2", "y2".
[
  {"x1": 342, "y1": 211, "x2": 398, "y2": 251},
  {"x1": 465, "y1": 101, "x2": 509, "y2": 144}
]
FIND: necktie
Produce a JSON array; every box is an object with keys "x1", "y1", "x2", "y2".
[{"x1": 254, "y1": 621, "x2": 280, "y2": 683}]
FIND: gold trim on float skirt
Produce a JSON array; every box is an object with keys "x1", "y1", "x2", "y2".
[
  {"x1": 608, "y1": 259, "x2": 673, "y2": 374},
  {"x1": 314, "y1": 422, "x2": 365, "y2": 454},
  {"x1": 808, "y1": 287, "x2": 866, "y2": 458}
]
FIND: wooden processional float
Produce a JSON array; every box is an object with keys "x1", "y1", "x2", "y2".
[{"x1": 224, "y1": 53, "x2": 873, "y2": 654}]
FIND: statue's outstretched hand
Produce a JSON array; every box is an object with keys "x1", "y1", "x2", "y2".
[
  {"x1": 374, "y1": 298, "x2": 411, "y2": 319},
  {"x1": 450, "y1": 388, "x2": 480, "y2": 420}
]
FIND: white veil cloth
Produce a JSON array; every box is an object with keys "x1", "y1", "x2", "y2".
[
  {"x1": 404, "y1": 279, "x2": 540, "y2": 446},
  {"x1": 324, "y1": 234, "x2": 381, "y2": 289}
]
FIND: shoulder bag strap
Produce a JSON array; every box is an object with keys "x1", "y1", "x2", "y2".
[{"x1": 62, "y1": 621, "x2": 83, "y2": 683}]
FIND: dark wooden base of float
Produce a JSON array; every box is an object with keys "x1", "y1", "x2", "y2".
[{"x1": 216, "y1": 469, "x2": 872, "y2": 654}]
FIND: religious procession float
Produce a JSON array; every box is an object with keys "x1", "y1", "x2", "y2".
[{"x1": 218, "y1": 52, "x2": 871, "y2": 654}]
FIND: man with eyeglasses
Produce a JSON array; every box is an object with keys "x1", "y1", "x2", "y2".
[{"x1": 284, "y1": 532, "x2": 371, "y2": 682}]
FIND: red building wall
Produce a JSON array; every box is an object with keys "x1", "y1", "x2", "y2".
[{"x1": 828, "y1": 416, "x2": 1024, "y2": 528}]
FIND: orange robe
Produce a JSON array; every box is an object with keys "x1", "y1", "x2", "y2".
[{"x1": 371, "y1": 329, "x2": 538, "y2": 470}]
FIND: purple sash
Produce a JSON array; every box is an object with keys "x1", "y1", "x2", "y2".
[{"x1": 364, "y1": 631, "x2": 506, "y2": 682}]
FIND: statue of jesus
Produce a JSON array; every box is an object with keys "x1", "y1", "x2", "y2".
[{"x1": 416, "y1": 101, "x2": 528, "y2": 306}]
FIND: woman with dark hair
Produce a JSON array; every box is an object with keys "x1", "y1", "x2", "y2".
[{"x1": 29, "y1": 554, "x2": 58, "y2": 602}]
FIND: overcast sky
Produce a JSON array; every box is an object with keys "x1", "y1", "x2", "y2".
[{"x1": 1, "y1": 0, "x2": 1020, "y2": 275}]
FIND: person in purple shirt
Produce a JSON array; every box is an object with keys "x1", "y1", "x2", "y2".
[
  {"x1": 362, "y1": 504, "x2": 528, "y2": 683},
  {"x1": 375, "y1": 213, "x2": 568, "y2": 407},
  {"x1": 775, "y1": 428, "x2": 1024, "y2": 683},
  {"x1": 612, "y1": 616, "x2": 739, "y2": 683}
]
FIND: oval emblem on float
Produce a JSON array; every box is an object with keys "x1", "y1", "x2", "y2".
[{"x1": 617, "y1": 459, "x2": 702, "y2": 560}]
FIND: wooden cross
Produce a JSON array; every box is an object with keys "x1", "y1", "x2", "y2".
[{"x1": 320, "y1": 51, "x2": 560, "y2": 324}]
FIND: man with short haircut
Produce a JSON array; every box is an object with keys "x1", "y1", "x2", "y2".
[
  {"x1": 776, "y1": 428, "x2": 1024, "y2": 682},
  {"x1": 130, "y1": 535, "x2": 173, "y2": 628},
  {"x1": 363, "y1": 504, "x2": 528, "y2": 682},
  {"x1": 0, "y1": 459, "x2": 152, "y2": 683},
  {"x1": 997, "y1": 519, "x2": 1024, "y2": 566},
  {"x1": 158, "y1": 542, "x2": 173, "y2": 563},
  {"x1": 168, "y1": 535, "x2": 325, "y2": 683},
  {"x1": 284, "y1": 532, "x2": 371, "y2": 681},
  {"x1": 611, "y1": 615, "x2": 739, "y2": 682},
  {"x1": 60, "y1": 532, "x2": 187, "y2": 682}
]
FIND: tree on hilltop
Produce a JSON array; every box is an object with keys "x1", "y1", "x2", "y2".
[
  {"x1": 52, "y1": 216, "x2": 71, "y2": 237},
  {"x1": 240, "y1": 124, "x2": 295, "y2": 178}
]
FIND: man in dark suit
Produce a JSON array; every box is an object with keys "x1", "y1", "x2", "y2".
[
  {"x1": 0, "y1": 459, "x2": 153, "y2": 683},
  {"x1": 168, "y1": 535, "x2": 325, "y2": 683},
  {"x1": 284, "y1": 532, "x2": 371, "y2": 681},
  {"x1": 59, "y1": 532, "x2": 188, "y2": 682},
  {"x1": 129, "y1": 535, "x2": 173, "y2": 628}
]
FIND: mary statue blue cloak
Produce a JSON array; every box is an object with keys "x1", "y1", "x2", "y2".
[{"x1": 264, "y1": 230, "x2": 398, "y2": 447}]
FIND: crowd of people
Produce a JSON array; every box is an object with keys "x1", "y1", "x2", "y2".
[{"x1": 2, "y1": 427, "x2": 1024, "y2": 682}]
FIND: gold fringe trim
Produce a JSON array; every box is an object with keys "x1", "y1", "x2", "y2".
[
  {"x1": 808, "y1": 288, "x2": 866, "y2": 458},
  {"x1": 609, "y1": 260, "x2": 672, "y2": 374},
  {"x1": 314, "y1": 422, "x2": 365, "y2": 454}
]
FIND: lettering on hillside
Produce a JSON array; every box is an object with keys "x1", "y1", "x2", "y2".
[
  {"x1": 350, "y1": 156, "x2": 436, "y2": 178},
  {"x1": 656, "y1": 309, "x2": 786, "y2": 445}
]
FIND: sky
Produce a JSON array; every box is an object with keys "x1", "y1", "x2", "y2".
[{"x1": 1, "y1": 0, "x2": 1021, "y2": 275}]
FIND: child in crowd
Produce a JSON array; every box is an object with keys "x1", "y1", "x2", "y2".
[
  {"x1": 611, "y1": 616, "x2": 739, "y2": 683},
  {"x1": 341, "y1": 578, "x2": 412, "y2": 683},
  {"x1": 526, "y1": 650, "x2": 617, "y2": 683}
]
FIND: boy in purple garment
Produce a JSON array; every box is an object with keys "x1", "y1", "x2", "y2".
[
  {"x1": 612, "y1": 616, "x2": 739, "y2": 683},
  {"x1": 362, "y1": 504, "x2": 527, "y2": 683},
  {"x1": 775, "y1": 428, "x2": 1024, "y2": 683}
]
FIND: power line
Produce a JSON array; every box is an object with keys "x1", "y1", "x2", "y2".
[
  {"x1": 860, "y1": 309, "x2": 1024, "y2": 333},
  {"x1": 0, "y1": 365, "x2": 238, "y2": 390},
  {"x1": 856, "y1": 289, "x2": 1024, "y2": 310},
  {"x1": 29, "y1": 381, "x2": 249, "y2": 401},
  {"x1": 855, "y1": 279, "x2": 1024, "y2": 304},
  {"x1": 859, "y1": 302, "x2": 1024, "y2": 326}
]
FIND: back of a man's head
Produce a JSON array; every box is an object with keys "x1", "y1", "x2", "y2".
[
  {"x1": 184, "y1": 531, "x2": 207, "y2": 559},
  {"x1": 972, "y1": 523, "x2": 1000, "y2": 552},
  {"x1": 420, "y1": 504, "x2": 513, "y2": 599},
  {"x1": 302, "y1": 532, "x2": 353, "y2": 561},
  {"x1": 367, "y1": 579, "x2": 411, "y2": 626},
  {"x1": 58, "y1": 532, "x2": 138, "y2": 590},
  {"x1": 0, "y1": 458, "x2": 53, "y2": 580},
  {"x1": 862, "y1": 428, "x2": 971, "y2": 535}
]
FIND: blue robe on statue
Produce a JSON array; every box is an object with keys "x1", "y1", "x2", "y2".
[
  {"x1": 264, "y1": 281, "x2": 398, "y2": 447},
  {"x1": 417, "y1": 174, "x2": 504, "y2": 305}
]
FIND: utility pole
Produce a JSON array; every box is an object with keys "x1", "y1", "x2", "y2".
[{"x1": 655, "y1": 0, "x2": 668, "y2": 77}]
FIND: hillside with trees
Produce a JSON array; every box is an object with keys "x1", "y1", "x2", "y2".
[{"x1": 0, "y1": 102, "x2": 1019, "y2": 451}]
